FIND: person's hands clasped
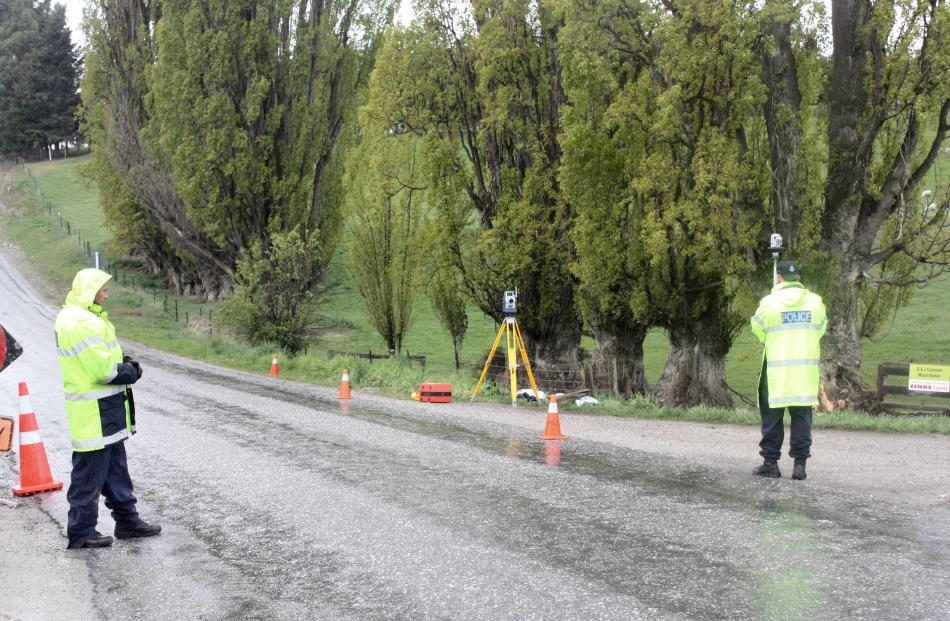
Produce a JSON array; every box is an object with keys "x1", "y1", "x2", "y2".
[{"x1": 123, "y1": 355, "x2": 144, "y2": 380}]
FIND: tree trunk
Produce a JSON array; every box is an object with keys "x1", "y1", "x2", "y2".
[
  {"x1": 816, "y1": 248, "x2": 879, "y2": 411},
  {"x1": 453, "y1": 343, "x2": 461, "y2": 370},
  {"x1": 760, "y1": 5, "x2": 805, "y2": 249},
  {"x1": 816, "y1": 0, "x2": 877, "y2": 408},
  {"x1": 483, "y1": 312, "x2": 582, "y2": 391},
  {"x1": 591, "y1": 322, "x2": 648, "y2": 398},
  {"x1": 522, "y1": 316, "x2": 582, "y2": 378},
  {"x1": 653, "y1": 321, "x2": 732, "y2": 409}
]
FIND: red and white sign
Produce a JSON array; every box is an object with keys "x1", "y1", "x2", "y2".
[
  {"x1": 908, "y1": 380, "x2": 950, "y2": 393},
  {"x1": 908, "y1": 364, "x2": 950, "y2": 393}
]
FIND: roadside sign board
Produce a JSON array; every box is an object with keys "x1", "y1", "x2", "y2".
[
  {"x1": 908, "y1": 364, "x2": 950, "y2": 393},
  {"x1": 0, "y1": 416, "x2": 12, "y2": 452}
]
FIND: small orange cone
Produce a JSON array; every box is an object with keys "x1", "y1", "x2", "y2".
[
  {"x1": 337, "y1": 368, "x2": 352, "y2": 400},
  {"x1": 538, "y1": 394, "x2": 567, "y2": 440},
  {"x1": 269, "y1": 354, "x2": 279, "y2": 377},
  {"x1": 11, "y1": 382, "x2": 63, "y2": 497}
]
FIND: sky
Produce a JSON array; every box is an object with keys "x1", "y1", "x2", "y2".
[
  {"x1": 58, "y1": 0, "x2": 413, "y2": 49},
  {"x1": 59, "y1": 0, "x2": 84, "y2": 47},
  {"x1": 59, "y1": 0, "x2": 836, "y2": 52}
]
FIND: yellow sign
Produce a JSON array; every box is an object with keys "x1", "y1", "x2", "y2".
[
  {"x1": 0, "y1": 416, "x2": 13, "y2": 453},
  {"x1": 908, "y1": 364, "x2": 950, "y2": 393}
]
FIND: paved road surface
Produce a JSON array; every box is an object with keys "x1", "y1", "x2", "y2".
[{"x1": 1, "y1": 251, "x2": 949, "y2": 620}]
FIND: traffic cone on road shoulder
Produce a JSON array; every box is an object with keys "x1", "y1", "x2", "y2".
[
  {"x1": 269, "y1": 354, "x2": 279, "y2": 377},
  {"x1": 538, "y1": 394, "x2": 568, "y2": 440},
  {"x1": 11, "y1": 382, "x2": 63, "y2": 497},
  {"x1": 337, "y1": 368, "x2": 352, "y2": 400}
]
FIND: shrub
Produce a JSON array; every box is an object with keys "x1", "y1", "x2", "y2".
[{"x1": 219, "y1": 228, "x2": 325, "y2": 354}]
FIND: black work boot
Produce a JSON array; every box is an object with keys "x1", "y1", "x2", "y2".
[
  {"x1": 792, "y1": 459, "x2": 807, "y2": 480},
  {"x1": 67, "y1": 530, "x2": 114, "y2": 549},
  {"x1": 752, "y1": 460, "x2": 781, "y2": 478},
  {"x1": 115, "y1": 521, "x2": 162, "y2": 540}
]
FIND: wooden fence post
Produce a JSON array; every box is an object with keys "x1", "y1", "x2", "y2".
[{"x1": 612, "y1": 357, "x2": 619, "y2": 396}]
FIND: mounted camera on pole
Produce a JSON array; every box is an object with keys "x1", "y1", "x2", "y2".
[
  {"x1": 769, "y1": 234, "x2": 783, "y2": 286},
  {"x1": 471, "y1": 288, "x2": 541, "y2": 408}
]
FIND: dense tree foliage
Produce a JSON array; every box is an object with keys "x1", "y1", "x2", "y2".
[
  {"x1": 81, "y1": 0, "x2": 393, "y2": 300},
  {"x1": 560, "y1": 0, "x2": 773, "y2": 405},
  {"x1": 219, "y1": 228, "x2": 325, "y2": 353},
  {"x1": 0, "y1": 0, "x2": 80, "y2": 157},
  {"x1": 361, "y1": 0, "x2": 583, "y2": 373}
]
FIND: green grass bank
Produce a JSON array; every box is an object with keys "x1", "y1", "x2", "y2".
[{"x1": 2, "y1": 156, "x2": 948, "y2": 434}]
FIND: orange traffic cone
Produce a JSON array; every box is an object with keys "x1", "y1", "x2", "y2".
[
  {"x1": 11, "y1": 382, "x2": 63, "y2": 497},
  {"x1": 538, "y1": 394, "x2": 567, "y2": 440},
  {"x1": 337, "y1": 368, "x2": 352, "y2": 400},
  {"x1": 269, "y1": 354, "x2": 279, "y2": 377}
]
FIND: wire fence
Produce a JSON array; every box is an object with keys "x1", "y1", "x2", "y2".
[
  {"x1": 22, "y1": 167, "x2": 215, "y2": 335},
  {"x1": 328, "y1": 349, "x2": 426, "y2": 368},
  {"x1": 25, "y1": 167, "x2": 104, "y2": 268},
  {"x1": 467, "y1": 356, "x2": 634, "y2": 397}
]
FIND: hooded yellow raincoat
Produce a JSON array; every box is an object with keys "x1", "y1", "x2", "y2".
[{"x1": 54, "y1": 269, "x2": 139, "y2": 452}]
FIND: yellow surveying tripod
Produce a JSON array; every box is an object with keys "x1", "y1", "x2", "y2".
[{"x1": 471, "y1": 290, "x2": 540, "y2": 407}]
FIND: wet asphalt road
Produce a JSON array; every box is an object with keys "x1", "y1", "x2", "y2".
[{"x1": 2, "y1": 253, "x2": 950, "y2": 620}]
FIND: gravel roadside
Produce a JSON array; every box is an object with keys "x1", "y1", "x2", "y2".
[{"x1": 1, "y1": 168, "x2": 98, "y2": 621}]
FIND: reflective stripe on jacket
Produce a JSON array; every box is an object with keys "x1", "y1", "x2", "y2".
[
  {"x1": 751, "y1": 281, "x2": 827, "y2": 408},
  {"x1": 54, "y1": 269, "x2": 139, "y2": 452}
]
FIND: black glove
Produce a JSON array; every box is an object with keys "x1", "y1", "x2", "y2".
[{"x1": 123, "y1": 355, "x2": 143, "y2": 380}]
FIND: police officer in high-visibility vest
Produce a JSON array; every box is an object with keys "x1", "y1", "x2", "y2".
[
  {"x1": 55, "y1": 268, "x2": 161, "y2": 549},
  {"x1": 750, "y1": 260, "x2": 827, "y2": 480}
]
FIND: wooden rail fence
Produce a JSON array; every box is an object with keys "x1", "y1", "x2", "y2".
[
  {"x1": 876, "y1": 362, "x2": 950, "y2": 415},
  {"x1": 327, "y1": 349, "x2": 426, "y2": 368}
]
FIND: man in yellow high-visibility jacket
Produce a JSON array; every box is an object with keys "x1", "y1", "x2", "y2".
[
  {"x1": 55, "y1": 268, "x2": 161, "y2": 549},
  {"x1": 750, "y1": 260, "x2": 827, "y2": 480}
]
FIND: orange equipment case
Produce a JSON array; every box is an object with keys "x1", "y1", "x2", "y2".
[{"x1": 419, "y1": 383, "x2": 452, "y2": 403}]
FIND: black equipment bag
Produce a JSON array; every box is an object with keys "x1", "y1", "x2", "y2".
[{"x1": 0, "y1": 324, "x2": 23, "y2": 374}]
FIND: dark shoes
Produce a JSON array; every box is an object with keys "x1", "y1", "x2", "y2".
[
  {"x1": 752, "y1": 460, "x2": 781, "y2": 478},
  {"x1": 752, "y1": 459, "x2": 807, "y2": 480},
  {"x1": 115, "y1": 521, "x2": 162, "y2": 540},
  {"x1": 792, "y1": 459, "x2": 807, "y2": 480},
  {"x1": 67, "y1": 531, "x2": 114, "y2": 549}
]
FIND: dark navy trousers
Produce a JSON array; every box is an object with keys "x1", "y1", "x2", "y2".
[
  {"x1": 67, "y1": 441, "x2": 142, "y2": 546},
  {"x1": 758, "y1": 360, "x2": 813, "y2": 461}
]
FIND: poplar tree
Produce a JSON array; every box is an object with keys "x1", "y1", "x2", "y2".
[
  {"x1": 560, "y1": 0, "x2": 772, "y2": 406},
  {"x1": 82, "y1": 0, "x2": 392, "y2": 302},
  {"x1": 345, "y1": 121, "x2": 428, "y2": 355},
  {"x1": 760, "y1": 0, "x2": 950, "y2": 408},
  {"x1": 362, "y1": 0, "x2": 583, "y2": 372}
]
